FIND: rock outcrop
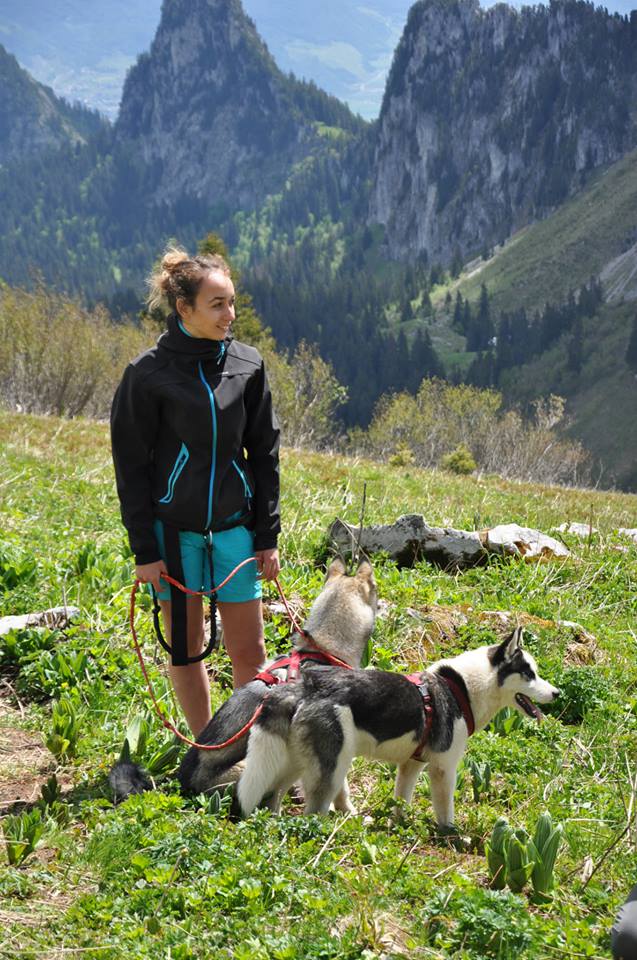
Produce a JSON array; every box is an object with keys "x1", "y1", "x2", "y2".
[{"x1": 369, "y1": 0, "x2": 637, "y2": 263}]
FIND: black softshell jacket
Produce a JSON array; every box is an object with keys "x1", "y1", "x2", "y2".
[{"x1": 110, "y1": 315, "x2": 280, "y2": 565}]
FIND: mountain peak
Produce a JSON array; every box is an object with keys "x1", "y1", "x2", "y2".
[{"x1": 115, "y1": 0, "x2": 359, "y2": 206}]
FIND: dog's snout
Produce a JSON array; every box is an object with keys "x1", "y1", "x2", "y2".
[{"x1": 552, "y1": 687, "x2": 561, "y2": 699}]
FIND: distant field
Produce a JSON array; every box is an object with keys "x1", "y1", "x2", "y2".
[{"x1": 1, "y1": 411, "x2": 636, "y2": 958}]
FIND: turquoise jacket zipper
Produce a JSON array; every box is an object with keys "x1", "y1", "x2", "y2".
[{"x1": 198, "y1": 362, "x2": 217, "y2": 530}]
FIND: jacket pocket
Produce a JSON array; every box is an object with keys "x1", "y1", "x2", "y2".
[
  {"x1": 159, "y1": 443, "x2": 190, "y2": 504},
  {"x1": 232, "y1": 459, "x2": 252, "y2": 503}
]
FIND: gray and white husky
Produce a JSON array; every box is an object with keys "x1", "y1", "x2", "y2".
[
  {"x1": 236, "y1": 628, "x2": 560, "y2": 827},
  {"x1": 110, "y1": 558, "x2": 377, "y2": 802}
]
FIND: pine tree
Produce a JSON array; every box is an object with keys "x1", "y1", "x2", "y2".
[
  {"x1": 197, "y1": 231, "x2": 271, "y2": 348},
  {"x1": 626, "y1": 314, "x2": 637, "y2": 372},
  {"x1": 567, "y1": 316, "x2": 584, "y2": 373},
  {"x1": 453, "y1": 291, "x2": 464, "y2": 331}
]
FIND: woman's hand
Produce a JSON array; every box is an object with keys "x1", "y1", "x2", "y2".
[
  {"x1": 135, "y1": 560, "x2": 169, "y2": 593},
  {"x1": 255, "y1": 548, "x2": 280, "y2": 581}
]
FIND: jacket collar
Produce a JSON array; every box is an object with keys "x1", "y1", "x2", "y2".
[{"x1": 157, "y1": 313, "x2": 233, "y2": 359}]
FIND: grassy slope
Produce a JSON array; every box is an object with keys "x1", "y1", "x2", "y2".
[
  {"x1": 428, "y1": 149, "x2": 637, "y2": 489},
  {"x1": 447, "y1": 147, "x2": 637, "y2": 315},
  {"x1": 1, "y1": 412, "x2": 637, "y2": 958}
]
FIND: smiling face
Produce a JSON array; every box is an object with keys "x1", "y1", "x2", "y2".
[{"x1": 177, "y1": 269, "x2": 235, "y2": 340}]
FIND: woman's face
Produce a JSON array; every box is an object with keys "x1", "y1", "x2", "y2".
[{"x1": 178, "y1": 270, "x2": 235, "y2": 340}]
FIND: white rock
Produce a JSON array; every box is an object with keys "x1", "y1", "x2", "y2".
[
  {"x1": 556, "y1": 522, "x2": 597, "y2": 537},
  {"x1": 485, "y1": 524, "x2": 570, "y2": 560},
  {"x1": 618, "y1": 528, "x2": 637, "y2": 543},
  {"x1": 0, "y1": 606, "x2": 81, "y2": 637}
]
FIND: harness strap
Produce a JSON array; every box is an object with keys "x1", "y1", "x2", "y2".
[
  {"x1": 405, "y1": 672, "x2": 434, "y2": 761},
  {"x1": 405, "y1": 669, "x2": 476, "y2": 760},
  {"x1": 164, "y1": 522, "x2": 188, "y2": 667},
  {"x1": 441, "y1": 673, "x2": 475, "y2": 736},
  {"x1": 254, "y1": 646, "x2": 353, "y2": 686},
  {"x1": 152, "y1": 525, "x2": 220, "y2": 667}
]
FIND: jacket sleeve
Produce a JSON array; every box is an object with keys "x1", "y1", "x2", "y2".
[
  {"x1": 242, "y1": 355, "x2": 281, "y2": 551},
  {"x1": 110, "y1": 363, "x2": 162, "y2": 565}
]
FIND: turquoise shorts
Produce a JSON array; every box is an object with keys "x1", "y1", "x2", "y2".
[{"x1": 152, "y1": 520, "x2": 262, "y2": 604}]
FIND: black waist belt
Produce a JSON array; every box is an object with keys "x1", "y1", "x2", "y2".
[{"x1": 152, "y1": 523, "x2": 218, "y2": 666}]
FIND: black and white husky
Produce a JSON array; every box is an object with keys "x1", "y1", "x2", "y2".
[
  {"x1": 236, "y1": 628, "x2": 560, "y2": 827},
  {"x1": 110, "y1": 559, "x2": 377, "y2": 801}
]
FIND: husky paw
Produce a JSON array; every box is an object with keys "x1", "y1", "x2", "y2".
[{"x1": 434, "y1": 824, "x2": 471, "y2": 851}]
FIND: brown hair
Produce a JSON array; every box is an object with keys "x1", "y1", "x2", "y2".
[{"x1": 146, "y1": 245, "x2": 231, "y2": 314}]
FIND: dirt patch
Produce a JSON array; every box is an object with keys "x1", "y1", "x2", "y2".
[
  {"x1": 0, "y1": 685, "x2": 68, "y2": 813},
  {"x1": 0, "y1": 722, "x2": 57, "y2": 812}
]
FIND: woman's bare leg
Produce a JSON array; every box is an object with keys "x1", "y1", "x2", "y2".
[
  {"x1": 217, "y1": 599, "x2": 266, "y2": 687},
  {"x1": 159, "y1": 595, "x2": 212, "y2": 737}
]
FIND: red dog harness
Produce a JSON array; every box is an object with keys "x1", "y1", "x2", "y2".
[
  {"x1": 254, "y1": 643, "x2": 353, "y2": 685},
  {"x1": 405, "y1": 671, "x2": 475, "y2": 760}
]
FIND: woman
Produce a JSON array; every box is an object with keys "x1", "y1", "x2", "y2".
[{"x1": 111, "y1": 247, "x2": 280, "y2": 736}]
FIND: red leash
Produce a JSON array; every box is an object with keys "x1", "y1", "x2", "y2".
[{"x1": 129, "y1": 558, "x2": 336, "y2": 751}]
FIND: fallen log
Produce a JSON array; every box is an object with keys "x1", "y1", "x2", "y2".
[{"x1": 329, "y1": 515, "x2": 569, "y2": 570}]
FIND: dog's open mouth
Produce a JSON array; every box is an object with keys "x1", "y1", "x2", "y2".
[{"x1": 515, "y1": 693, "x2": 544, "y2": 720}]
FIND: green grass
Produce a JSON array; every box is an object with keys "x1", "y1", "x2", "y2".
[{"x1": 1, "y1": 411, "x2": 637, "y2": 958}]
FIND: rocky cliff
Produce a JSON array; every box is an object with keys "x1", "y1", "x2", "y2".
[
  {"x1": 369, "y1": 0, "x2": 637, "y2": 263},
  {"x1": 115, "y1": 0, "x2": 360, "y2": 208}
]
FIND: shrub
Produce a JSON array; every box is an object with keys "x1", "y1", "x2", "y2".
[
  {"x1": 544, "y1": 666, "x2": 611, "y2": 724},
  {"x1": 0, "y1": 542, "x2": 37, "y2": 591},
  {"x1": 486, "y1": 813, "x2": 563, "y2": 901},
  {"x1": 3, "y1": 809, "x2": 44, "y2": 866},
  {"x1": 423, "y1": 883, "x2": 537, "y2": 957},
  {"x1": 46, "y1": 693, "x2": 82, "y2": 760},
  {"x1": 388, "y1": 443, "x2": 415, "y2": 467},
  {"x1": 267, "y1": 340, "x2": 347, "y2": 450},
  {"x1": 0, "y1": 283, "x2": 151, "y2": 418},
  {"x1": 361, "y1": 378, "x2": 592, "y2": 486},
  {"x1": 441, "y1": 443, "x2": 477, "y2": 474}
]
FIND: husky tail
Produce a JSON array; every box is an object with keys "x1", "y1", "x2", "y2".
[{"x1": 109, "y1": 761, "x2": 152, "y2": 803}]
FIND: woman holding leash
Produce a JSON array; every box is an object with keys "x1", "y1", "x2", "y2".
[{"x1": 111, "y1": 247, "x2": 280, "y2": 736}]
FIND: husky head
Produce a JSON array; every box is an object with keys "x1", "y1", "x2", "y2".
[
  {"x1": 488, "y1": 627, "x2": 560, "y2": 721},
  {"x1": 300, "y1": 558, "x2": 377, "y2": 667}
]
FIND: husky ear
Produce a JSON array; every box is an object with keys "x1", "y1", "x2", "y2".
[
  {"x1": 326, "y1": 557, "x2": 346, "y2": 581},
  {"x1": 491, "y1": 627, "x2": 523, "y2": 665},
  {"x1": 355, "y1": 558, "x2": 375, "y2": 585},
  {"x1": 503, "y1": 627, "x2": 523, "y2": 659}
]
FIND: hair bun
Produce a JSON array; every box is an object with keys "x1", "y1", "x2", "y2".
[{"x1": 160, "y1": 246, "x2": 190, "y2": 275}]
